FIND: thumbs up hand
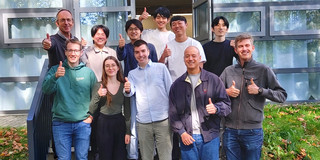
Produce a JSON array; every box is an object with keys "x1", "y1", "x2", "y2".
[
  {"x1": 43, "y1": 33, "x2": 52, "y2": 50},
  {"x1": 206, "y1": 98, "x2": 217, "y2": 114},
  {"x1": 81, "y1": 37, "x2": 87, "y2": 47},
  {"x1": 139, "y1": 7, "x2": 149, "y2": 21},
  {"x1": 159, "y1": 44, "x2": 171, "y2": 63},
  {"x1": 98, "y1": 84, "x2": 107, "y2": 97},
  {"x1": 118, "y1": 34, "x2": 125, "y2": 49},
  {"x1": 124, "y1": 77, "x2": 131, "y2": 93},
  {"x1": 55, "y1": 61, "x2": 65, "y2": 78},
  {"x1": 226, "y1": 80, "x2": 240, "y2": 98},
  {"x1": 247, "y1": 78, "x2": 259, "y2": 95}
]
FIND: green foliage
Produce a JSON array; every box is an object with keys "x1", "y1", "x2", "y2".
[
  {"x1": 262, "y1": 103, "x2": 320, "y2": 159},
  {"x1": 0, "y1": 127, "x2": 28, "y2": 160}
]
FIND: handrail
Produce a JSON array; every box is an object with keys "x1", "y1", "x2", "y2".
[{"x1": 27, "y1": 59, "x2": 52, "y2": 160}]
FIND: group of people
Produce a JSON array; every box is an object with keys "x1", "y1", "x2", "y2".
[{"x1": 41, "y1": 7, "x2": 287, "y2": 160}]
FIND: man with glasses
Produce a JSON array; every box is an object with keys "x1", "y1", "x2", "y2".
[
  {"x1": 42, "y1": 9, "x2": 84, "y2": 68},
  {"x1": 42, "y1": 39, "x2": 97, "y2": 160}
]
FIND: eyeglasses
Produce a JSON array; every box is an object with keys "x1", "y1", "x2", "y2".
[
  {"x1": 66, "y1": 49, "x2": 81, "y2": 53},
  {"x1": 105, "y1": 64, "x2": 117, "y2": 69},
  {"x1": 128, "y1": 27, "x2": 140, "y2": 32}
]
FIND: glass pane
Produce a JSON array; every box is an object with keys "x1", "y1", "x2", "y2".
[
  {"x1": 253, "y1": 39, "x2": 320, "y2": 69},
  {"x1": 0, "y1": 48, "x2": 48, "y2": 77},
  {"x1": 79, "y1": 0, "x2": 127, "y2": 7},
  {"x1": 0, "y1": 0, "x2": 62, "y2": 8},
  {"x1": 194, "y1": 2, "x2": 208, "y2": 37},
  {"x1": 214, "y1": 12, "x2": 261, "y2": 33},
  {"x1": 0, "y1": 82, "x2": 37, "y2": 110},
  {"x1": 80, "y1": 12, "x2": 128, "y2": 46},
  {"x1": 277, "y1": 73, "x2": 320, "y2": 101},
  {"x1": 274, "y1": 9, "x2": 320, "y2": 31},
  {"x1": 214, "y1": 0, "x2": 308, "y2": 3},
  {"x1": 8, "y1": 17, "x2": 58, "y2": 39}
]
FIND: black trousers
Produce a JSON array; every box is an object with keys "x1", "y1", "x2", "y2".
[{"x1": 97, "y1": 113, "x2": 127, "y2": 160}]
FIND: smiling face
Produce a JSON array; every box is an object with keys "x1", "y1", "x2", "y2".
[
  {"x1": 127, "y1": 24, "x2": 142, "y2": 42},
  {"x1": 212, "y1": 19, "x2": 228, "y2": 38},
  {"x1": 65, "y1": 42, "x2": 82, "y2": 68},
  {"x1": 171, "y1": 20, "x2": 187, "y2": 37},
  {"x1": 184, "y1": 46, "x2": 201, "y2": 73},
  {"x1": 104, "y1": 59, "x2": 119, "y2": 78},
  {"x1": 154, "y1": 14, "x2": 169, "y2": 30},
  {"x1": 93, "y1": 28, "x2": 107, "y2": 48},
  {"x1": 56, "y1": 10, "x2": 74, "y2": 36},
  {"x1": 134, "y1": 44, "x2": 150, "y2": 68},
  {"x1": 235, "y1": 39, "x2": 255, "y2": 66}
]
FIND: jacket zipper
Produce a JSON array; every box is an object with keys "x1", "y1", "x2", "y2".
[{"x1": 237, "y1": 68, "x2": 245, "y2": 129}]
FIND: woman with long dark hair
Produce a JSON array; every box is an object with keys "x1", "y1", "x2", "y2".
[{"x1": 89, "y1": 56, "x2": 130, "y2": 160}]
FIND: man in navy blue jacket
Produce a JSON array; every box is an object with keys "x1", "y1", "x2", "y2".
[{"x1": 169, "y1": 46, "x2": 231, "y2": 159}]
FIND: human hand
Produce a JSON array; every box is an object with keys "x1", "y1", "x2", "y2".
[
  {"x1": 119, "y1": 34, "x2": 125, "y2": 48},
  {"x1": 55, "y1": 61, "x2": 65, "y2": 78},
  {"x1": 230, "y1": 40, "x2": 235, "y2": 48},
  {"x1": 247, "y1": 78, "x2": 259, "y2": 95},
  {"x1": 98, "y1": 84, "x2": 107, "y2": 97},
  {"x1": 81, "y1": 37, "x2": 87, "y2": 47},
  {"x1": 226, "y1": 80, "x2": 240, "y2": 97},
  {"x1": 43, "y1": 33, "x2": 52, "y2": 50},
  {"x1": 139, "y1": 7, "x2": 149, "y2": 21},
  {"x1": 124, "y1": 77, "x2": 131, "y2": 93},
  {"x1": 206, "y1": 98, "x2": 217, "y2": 114},
  {"x1": 83, "y1": 115, "x2": 93, "y2": 124},
  {"x1": 181, "y1": 132, "x2": 195, "y2": 146},
  {"x1": 125, "y1": 134, "x2": 131, "y2": 144}
]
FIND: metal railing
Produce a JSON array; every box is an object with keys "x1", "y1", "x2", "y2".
[{"x1": 27, "y1": 59, "x2": 52, "y2": 160}]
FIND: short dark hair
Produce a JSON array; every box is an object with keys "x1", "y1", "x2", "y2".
[
  {"x1": 152, "y1": 7, "x2": 171, "y2": 19},
  {"x1": 91, "y1": 25, "x2": 110, "y2": 44},
  {"x1": 125, "y1": 19, "x2": 143, "y2": 33},
  {"x1": 170, "y1": 16, "x2": 187, "y2": 27},
  {"x1": 212, "y1": 16, "x2": 229, "y2": 29},
  {"x1": 65, "y1": 39, "x2": 82, "y2": 50},
  {"x1": 133, "y1": 39, "x2": 148, "y2": 49}
]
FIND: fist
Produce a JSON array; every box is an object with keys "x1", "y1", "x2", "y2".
[
  {"x1": 55, "y1": 61, "x2": 65, "y2": 78},
  {"x1": 124, "y1": 77, "x2": 131, "y2": 93},
  {"x1": 119, "y1": 34, "x2": 125, "y2": 48},
  {"x1": 43, "y1": 33, "x2": 52, "y2": 50}
]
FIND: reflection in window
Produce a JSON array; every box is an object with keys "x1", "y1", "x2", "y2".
[
  {"x1": 194, "y1": 2, "x2": 208, "y2": 37},
  {"x1": 8, "y1": 17, "x2": 58, "y2": 39},
  {"x1": 214, "y1": 0, "x2": 307, "y2": 3},
  {"x1": 0, "y1": 48, "x2": 48, "y2": 77},
  {"x1": 214, "y1": 12, "x2": 261, "y2": 33},
  {"x1": 274, "y1": 9, "x2": 320, "y2": 31},
  {"x1": 254, "y1": 40, "x2": 320, "y2": 68},
  {"x1": 0, "y1": 0, "x2": 62, "y2": 8},
  {"x1": 79, "y1": 0, "x2": 126, "y2": 7},
  {"x1": 0, "y1": 82, "x2": 37, "y2": 110},
  {"x1": 277, "y1": 73, "x2": 319, "y2": 101},
  {"x1": 80, "y1": 12, "x2": 127, "y2": 46}
]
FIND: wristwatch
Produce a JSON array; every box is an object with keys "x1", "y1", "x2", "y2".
[{"x1": 258, "y1": 87, "x2": 263, "y2": 95}]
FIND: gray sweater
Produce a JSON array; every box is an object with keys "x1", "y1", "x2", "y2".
[{"x1": 220, "y1": 59, "x2": 287, "y2": 129}]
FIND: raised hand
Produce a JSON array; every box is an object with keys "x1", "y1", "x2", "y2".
[
  {"x1": 230, "y1": 40, "x2": 235, "y2": 48},
  {"x1": 181, "y1": 132, "x2": 195, "y2": 146},
  {"x1": 206, "y1": 98, "x2": 217, "y2": 114},
  {"x1": 226, "y1": 80, "x2": 240, "y2": 98},
  {"x1": 124, "y1": 77, "x2": 131, "y2": 93},
  {"x1": 139, "y1": 7, "x2": 149, "y2": 21},
  {"x1": 55, "y1": 61, "x2": 65, "y2": 78},
  {"x1": 119, "y1": 34, "x2": 125, "y2": 49},
  {"x1": 247, "y1": 78, "x2": 259, "y2": 95},
  {"x1": 43, "y1": 33, "x2": 52, "y2": 50},
  {"x1": 159, "y1": 44, "x2": 171, "y2": 63},
  {"x1": 81, "y1": 37, "x2": 87, "y2": 47},
  {"x1": 98, "y1": 84, "x2": 107, "y2": 97}
]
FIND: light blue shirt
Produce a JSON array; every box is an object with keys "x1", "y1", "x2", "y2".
[{"x1": 125, "y1": 60, "x2": 172, "y2": 123}]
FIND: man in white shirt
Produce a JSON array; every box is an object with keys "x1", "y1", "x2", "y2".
[
  {"x1": 159, "y1": 15, "x2": 207, "y2": 82},
  {"x1": 140, "y1": 7, "x2": 175, "y2": 60}
]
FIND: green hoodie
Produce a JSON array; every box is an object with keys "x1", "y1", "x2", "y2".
[{"x1": 42, "y1": 60, "x2": 97, "y2": 122}]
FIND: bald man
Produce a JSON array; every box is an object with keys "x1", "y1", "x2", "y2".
[{"x1": 169, "y1": 46, "x2": 231, "y2": 159}]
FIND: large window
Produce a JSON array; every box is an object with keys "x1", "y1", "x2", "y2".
[
  {"x1": 0, "y1": 0, "x2": 134, "y2": 111},
  {"x1": 210, "y1": 1, "x2": 320, "y2": 102}
]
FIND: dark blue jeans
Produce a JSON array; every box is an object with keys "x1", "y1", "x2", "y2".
[{"x1": 223, "y1": 128, "x2": 263, "y2": 160}]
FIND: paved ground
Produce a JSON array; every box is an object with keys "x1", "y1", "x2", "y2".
[{"x1": 0, "y1": 114, "x2": 27, "y2": 128}]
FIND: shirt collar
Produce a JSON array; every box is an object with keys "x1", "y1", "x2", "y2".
[
  {"x1": 93, "y1": 46, "x2": 108, "y2": 54},
  {"x1": 138, "y1": 59, "x2": 152, "y2": 69},
  {"x1": 57, "y1": 31, "x2": 74, "y2": 40}
]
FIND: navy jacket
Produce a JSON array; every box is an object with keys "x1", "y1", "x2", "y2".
[{"x1": 169, "y1": 69, "x2": 231, "y2": 143}]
